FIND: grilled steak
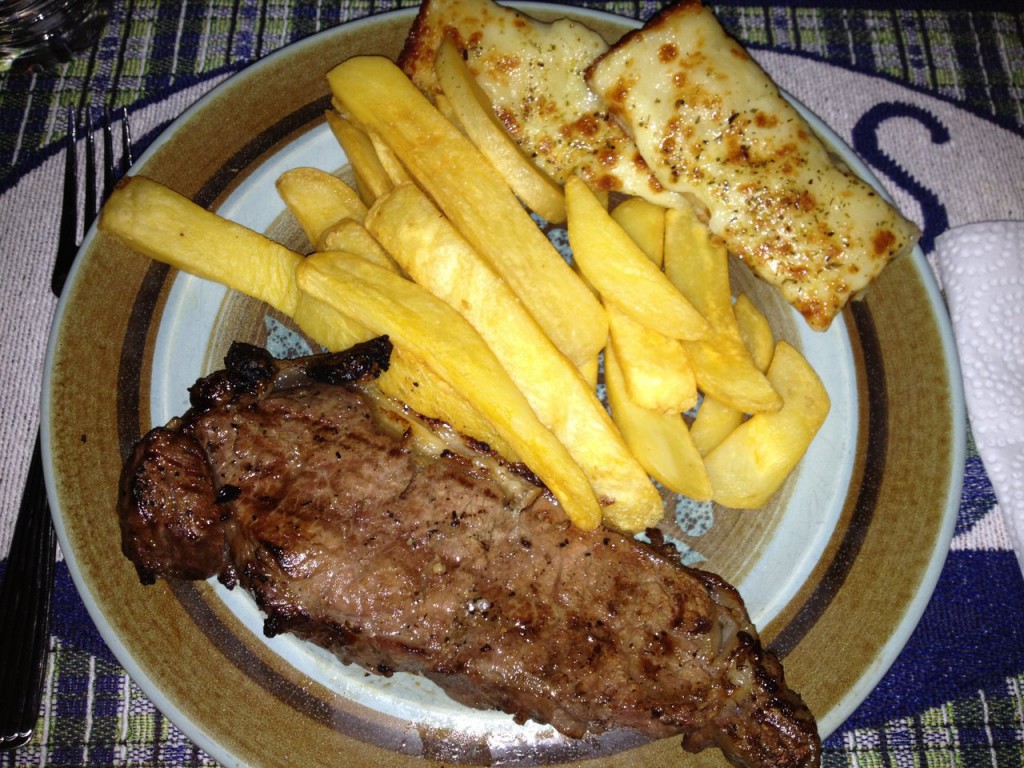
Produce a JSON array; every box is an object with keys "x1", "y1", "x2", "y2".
[{"x1": 118, "y1": 338, "x2": 820, "y2": 768}]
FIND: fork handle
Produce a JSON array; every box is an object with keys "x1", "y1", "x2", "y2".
[{"x1": 0, "y1": 434, "x2": 56, "y2": 751}]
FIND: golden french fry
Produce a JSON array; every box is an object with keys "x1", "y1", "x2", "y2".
[
  {"x1": 605, "y1": 343, "x2": 712, "y2": 501},
  {"x1": 101, "y1": 177, "x2": 515, "y2": 461},
  {"x1": 296, "y1": 249, "x2": 603, "y2": 530},
  {"x1": 606, "y1": 305, "x2": 698, "y2": 414},
  {"x1": 734, "y1": 293, "x2": 775, "y2": 372},
  {"x1": 316, "y1": 218, "x2": 398, "y2": 272},
  {"x1": 324, "y1": 110, "x2": 393, "y2": 204},
  {"x1": 565, "y1": 175, "x2": 709, "y2": 341},
  {"x1": 611, "y1": 197, "x2": 665, "y2": 267},
  {"x1": 578, "y1": 355, "x2": 599, "y2": 391},
  {"x1": 292, "y1": 291, "x2": 518, "y2": 460},
  {"x1": 435, "y1": 37, "x2": 566, "y2": 224},
  {"x1": 691, "y1": 292, "x2": 776, "y2": 455},
  {"x1": 680, "y1": 333, "x2": 779, "y2": 414},
  {"x1": 432, "y1": 92, "x2": 459, "y2": 125},
  {"x1": 367, "y1": 129, "x2": 412, "y2": 186},
  {"x1": 327, "y1": 55, "x2": 606, "y2": 369},
  {"x1": 99, "y1": 176, "x2": 303, "y2": 315},
  {"x1": 690, "y1": 398, "x2": 745, "y2": 457},
  {"x1": 365, "y1": 183, "x2": 662, "y2": 532},
  {"x1": 664, "y1": 205, "x2": 781, "y2": 413},
  {"x1": 703, "y1": 341, "x2": 830, "y2": 508},
  {"x1": 275, "y1": 167, "x2": 368, "y2": 245}
]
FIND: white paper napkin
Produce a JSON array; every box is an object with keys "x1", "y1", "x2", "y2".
[{"x1": 935, "y1": 221, "x2": 1024, "y2": 577}]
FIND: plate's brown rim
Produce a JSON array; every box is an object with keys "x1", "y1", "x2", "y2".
[
  {"x1": 43, "y1": 5, "x2": 966, "y2": 766},
  {"x1": 104, "y1": 107, "x2": 888, "y2": 765}
]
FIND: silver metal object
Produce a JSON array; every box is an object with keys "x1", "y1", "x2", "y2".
[{"x1": 0, "y1": 105, "x2": 133, "y2": 752}]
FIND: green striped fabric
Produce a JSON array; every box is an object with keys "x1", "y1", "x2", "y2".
[
  {"x1": 1, "y1": 2, "x2": 1022, "y2": 766},
  {"x1": 0, "y1": 2, "x2": 1022, "y2": 186}
]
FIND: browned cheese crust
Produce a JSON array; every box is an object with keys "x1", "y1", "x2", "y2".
[{"x1": 586, "y1": 0, "x2": 920, "y2": 330}]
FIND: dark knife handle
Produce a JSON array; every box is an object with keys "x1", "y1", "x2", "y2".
[{"x1": 0, "y1": 434, "x2": 56, "y2": 751}]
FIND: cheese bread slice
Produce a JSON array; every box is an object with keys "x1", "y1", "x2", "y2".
[
  {"x1": 399, "y1": 0, "x2": 686, "y2": 207},
  {"x1": 587, "y1": 0, "x2": 920, "y2": 330}
]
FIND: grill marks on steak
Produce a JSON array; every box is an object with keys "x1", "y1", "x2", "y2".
[{"x1": 118, "y1": 339, "x2": 820, "y2": 768}]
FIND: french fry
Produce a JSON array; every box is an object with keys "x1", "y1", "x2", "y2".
[
  {"x1": 316, "y1": 218, "x2": 399, "y2": 272},
  {"x1": 292, "y1": 291, "x2": 519, "y2": 460},
  {"x1": 99, "y1": 176, "x2": 303, "y2": 315},
  {"x1": 296, "y1": 250, "x2": 604, "y2": 530},
  {"x1": 703, "y1": 341, "x2": 830, "y2": 508},
  {"x1": 565, "y1": 175, "x2": 709, "y2": 341},
  {"x1": 365, "y1": 183, "x2": 662, "y2": 532},
  {"x1": 275, "y1": 167, "x2": 367, "y2": 245},
  {"x1": 604, "y1": 192, "x2": 697, "y2": 414},
  {"x1": 367, "y1": 130, "x2": 413, "y2": 187},
  {"x1": 323, "y1": 110, "x2": 393, "y2": 204},
  {"x1": 664, "y1": 205, "x2": 782, "y2": 414},
  {"x1": 611, "y1": 197, "x2": 665, "y2": 267},
  {"x1": 690, "y1": 397, "x2": 744, "y2": 457},
  {"x1": 432, "y1": 92, "x2": 459, "y2": 125},
  {"x1": 734, "y1": 293, "x2": 775, "y2": 372},
  {"x1": 605, "y1": 343, "x2": 712, "y2": 501},
  {"x1": 606, "y1": 305, "x2": 698, "y2": 414},
  {"x1": 691, "y1": 293, "x2": 776, "y2": 455},
  {"x1": 578, "y1": 355, "x2": 599, "y2": 391},
  {"x1": 101, "y1": 175, "x2": 517, "y2": 461},
  {"x1": 435, "y1": 37, "x2": 566, "y2": 224},
  {"x1": 327, "y1": 55, "x2": 607, "y2": 369}
]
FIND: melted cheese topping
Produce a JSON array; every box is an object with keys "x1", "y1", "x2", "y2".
[
  {"x1": 399, "y1": 0, "x2": 686, "y2": 205},
  {"x1": 587, "y1": 1, "x2": 920, "y2": 330}
]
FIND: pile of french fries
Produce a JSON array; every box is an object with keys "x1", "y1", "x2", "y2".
[{"x1": 98, "y1": 49, "x2": 830, "y2": 535}]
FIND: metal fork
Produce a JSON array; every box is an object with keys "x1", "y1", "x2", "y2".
[{"x1": 0, "y1": 105, "x2": 133, "y2": 752}]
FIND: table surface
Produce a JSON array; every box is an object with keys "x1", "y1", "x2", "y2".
[{"x1": 1, "y1": 1, "x2": 1023, "y2": 766}]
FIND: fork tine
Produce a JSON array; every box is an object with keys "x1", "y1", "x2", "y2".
[
  {"x1": 102, "y1": 111, "x2": 115, "y2": 202},
  {"x1": 83, "y1": 110, "x2": 97, "y2": 229},
  {"x1": 51, "y1": 106, "x2": 134, "y2": 297},
  {"x1": 52, "y1": 107, "x2": 78, "y2": 296},
  {"x1": 103, "y1": 106, "x2": 134, "y2": 201},
  {"x1": 120, "y1": 106, "x2": 134, "y2": 172}
]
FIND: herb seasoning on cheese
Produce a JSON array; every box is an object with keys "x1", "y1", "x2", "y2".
[
  {"x1": 587, "y1": 0, "x2": 920, "y2": 330},
  {"x1": 399, "y1": 0, "x2": 688, "y2": 206}
]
